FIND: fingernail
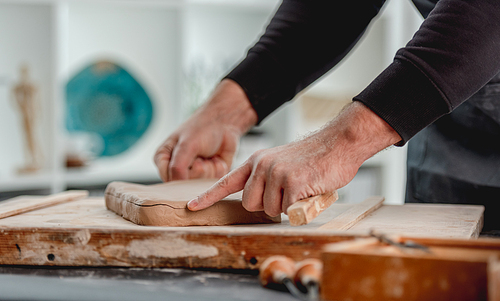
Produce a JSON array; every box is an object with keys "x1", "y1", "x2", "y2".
[{"x1": 187, "y1": 198, "x2": 198, "y2": 210}]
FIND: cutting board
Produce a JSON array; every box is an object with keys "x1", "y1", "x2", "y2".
[{"x1": 0, "y1": 194, "x2": 484, "y2": 270}]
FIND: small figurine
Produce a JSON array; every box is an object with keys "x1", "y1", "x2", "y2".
[{"x1": 12, "y1": 65, "x2": 43, "y2": 174}]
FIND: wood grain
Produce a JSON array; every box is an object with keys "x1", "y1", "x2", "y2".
[
  {"x1": 0, "y1": 190, "x2": 88, "y2": 220},
  {"x1": 489, "y1": 256, "x2": 500, "y2": 301},
  {"x1": 349, "y1": 204, "x2": 485, "y2": 238},
  {"x1": 287, "y1": 191, "x2": 338, "y2": 226},
  {"x1": 319, "y1": 196, "x2": 384, "y2": 230},
  {"x1": 321, "y1": 239, "x2": 500, "y2": 301},
  {"x1": 0, "y1": 196, "x2": 485, "y2": 270}
]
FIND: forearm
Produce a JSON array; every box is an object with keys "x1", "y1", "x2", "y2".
[
  {"x1": 356, "y1": 0, "x2": 500, "y2": 144},
  {"x1": 226, "y1": 0, "x2": 386, "y2": 123}
]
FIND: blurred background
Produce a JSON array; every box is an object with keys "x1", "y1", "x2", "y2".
[{"x1": 0, "y1": 0, "x2": 422, "y2": 204}]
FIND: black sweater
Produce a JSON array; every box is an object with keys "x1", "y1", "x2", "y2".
[{"x1": 225, "y1": 0, "x2": 500, "y2": 145}]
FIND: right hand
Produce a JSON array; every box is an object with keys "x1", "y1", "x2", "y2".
[
  {"x1": 187, "y1": 101, "x2": 402, "y2": 216},
  {"x1": 154, "y1": 79, "x2": 258, "y2": 182}
]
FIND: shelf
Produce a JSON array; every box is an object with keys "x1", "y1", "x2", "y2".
[
  {"x1": 0, "y1": 172, "x2": 53, "y2": 192},
  {"x1": 64, "y1": 161, "x2": 161, "y2": 188}
]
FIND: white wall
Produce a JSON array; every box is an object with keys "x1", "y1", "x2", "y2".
[
  {"x1": 181, "y1": 4, "x2": 276, "y2": 116},
  {"x1": 0, "y1": 3, "x2": 53, "y2": 178},
  {"x1": 65, "y1": 2, "x2": 181, "y2": 178}
]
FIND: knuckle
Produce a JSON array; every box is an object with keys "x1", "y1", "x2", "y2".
[
  {"x1": 268, "y1": 163, "x2": 285, "y2": 179},
  {"x1": 218, "y1": 174, "x2": 231, "y2": 187},
  {"x1": 255, "y1": 156, "x2": 271, "y2": 174},
  {"x1": 215, "y1": 174, "x2": 232, "y2": 195}
]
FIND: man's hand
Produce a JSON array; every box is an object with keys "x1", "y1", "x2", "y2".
[
  {"x1": 154, "y1": 79, "x2": 257, "y2": 182},
  {"x1": 187, "y1": 101, "x2": 401, "y2": 216}
]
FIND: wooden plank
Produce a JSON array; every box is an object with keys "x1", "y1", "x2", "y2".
[
  {"x1": 287, "y1": 191, "x2": 338, "y2": 226},
  {"x1": 321, "y1": 239, "x2": 500, "y2": 301},
  {"x1": 0, "y1": 197, "x2": 486, "y2": 269},
  {"x1": 349, "y1": 204, "x2": 485, "y2": 238},
  {"x1": 490, "y1": 256, "x2": 500, "y2": 301},
  {"x1": 0, "y1": 227, "x2": 358, "y2": 269},
  {"x1": 0, "y1": 198, "x2": 483, "y2": 238},
  {"x1": 0, "y1": 190, "x2": 88, "y2": 219},
  {"x1": 318, "y1": 196, "x2": 384, "y2": 230},
  {"x1": 398, "y1": 236, "x2": 500, "y2": 251}
]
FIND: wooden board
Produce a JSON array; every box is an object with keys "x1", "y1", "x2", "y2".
[
  {"x1": 0, "y1": 190, "x2": 88, "y2": 219},
  {"x1": 319, "y1": 196, "x2": 383, "y2": 230},
  {"x1": 0, "y1": 196, "x2": 485, "y2": 270},
  {"x1": 350, "y1": 203, "x2": 484, "y2": 238},
  {"x1": 321, "y1": 238, "x2": 500, "y2": 301},
  {"x1": 490, "y1": 256, "x2": 500, "y2": 301}
]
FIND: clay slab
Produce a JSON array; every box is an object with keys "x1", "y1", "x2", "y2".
[{"x1": 105, "y1": 179, "x2": 281, "y2": 226}]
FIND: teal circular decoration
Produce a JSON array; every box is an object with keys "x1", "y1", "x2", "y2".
[{"x1": 66, "y1": 62, "x2": 154, "y2": 157}]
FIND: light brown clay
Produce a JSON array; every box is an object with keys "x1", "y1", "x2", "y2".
[{"x1": 105, "y1": 179, "x2": 281, "y2": 227}]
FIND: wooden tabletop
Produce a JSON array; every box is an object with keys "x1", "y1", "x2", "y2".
[{"x1": 0, "y1": 195, "x2": 484, "y2": 270}]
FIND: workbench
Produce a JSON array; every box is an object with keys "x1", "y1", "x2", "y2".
[{"x1": 0, "y1": 191, "x2": 493, "y2": 301}]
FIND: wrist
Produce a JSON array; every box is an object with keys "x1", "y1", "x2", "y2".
[
  {"x1": 322, "y1": 101, "x2": 401, "y2": 166},
  {"x1": 202, "y1": 79, "x2": 258, "y2": 135}
]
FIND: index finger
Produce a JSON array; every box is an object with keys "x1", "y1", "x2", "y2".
[{"x1": 187, "y1": 163, "x2": 251, "y2": 211}]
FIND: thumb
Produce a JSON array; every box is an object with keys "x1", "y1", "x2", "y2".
[{"x1": 187, "y1": 163, "x2": 251, "y2": 211}]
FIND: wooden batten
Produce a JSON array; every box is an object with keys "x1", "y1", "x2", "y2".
[
  {"x1": 288, "y1": 191, "x2": 338, "y2": 226},
  {"x1": 0, "y1": 191, "x2": 88, "y2": 220},
  {"x1": 318, "y1": 196, "x2": 384, "y2": 230}
]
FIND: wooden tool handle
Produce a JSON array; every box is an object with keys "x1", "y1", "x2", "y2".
[
  {"x1": 287, "y1": 191, "x2": 339, "y2": 226},
  {"x1": 294, "y1": 258, "x2": 323, "y2": 288},
  {"x1": 259, "y1": 255, "x2": 296, "y2": 288}
]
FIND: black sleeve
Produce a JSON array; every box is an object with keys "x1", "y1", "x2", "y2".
[
  {"x1": 225, "y1": 0, "x2": 386, "y2": 123},
  {"x1": 354, "y1": 0, "x2": 500, "y2": 144}
]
